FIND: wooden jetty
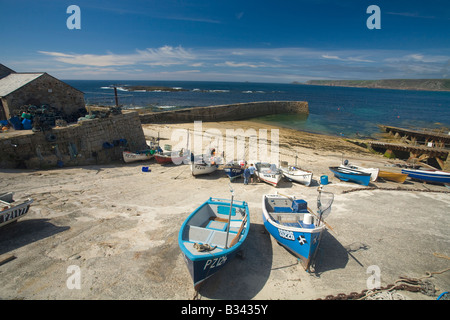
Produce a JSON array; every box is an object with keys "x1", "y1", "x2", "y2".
[
  {"x1": 379, "y1": 125, "x2": 450, "y2": 148},
  {"x1": 370, "y1": 125, "x2": 450, "y2": 170}
]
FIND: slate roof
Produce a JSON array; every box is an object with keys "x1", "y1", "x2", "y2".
[{"x1": 0, "y1": 73, "x2": 45, "y2": 97}]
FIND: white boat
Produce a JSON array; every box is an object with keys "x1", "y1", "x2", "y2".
[
  {"x1": 1, "y1": 192, "x2": 33, "y2": 227},
  {"x1": 123, "y1": 150, "x2": 154, "y2": 163},
  {"x1": 340, "y1": 160, "x2": 379, "y2": 182},
  {"x1": 279, "y1": 159, "x2": 313, "y2": 186},
  {"x1": 255, "y1": 162, "x2": 282, "y2": 187},
  {"x1": 190, "y1": 155, "x2": 219, "y2": 176}
]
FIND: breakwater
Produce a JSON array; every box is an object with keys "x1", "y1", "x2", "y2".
[{"x1": 139, "y1": 101, "x2": 309, "y2": 124}]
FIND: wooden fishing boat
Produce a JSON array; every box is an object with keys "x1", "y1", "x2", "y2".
[
  {"x1": 178, "y1": 196, "x2": 250, "y2": 290},
  {"x1": 329, "y1": 166, "x2": 371, "y2": 186},
  {"x1": 340, "y1": 160, "x2": 379, "y2": 182},
  {"x1": 378, "y1": 170, "x2": 408, "y2": 183},
  {"x1": 190, "y1": 155, "x2": 219, "y2": 176},
  {"x1": 1, "y1": 192, "x2": 33, "y2": 227},
  {"x1": 154, "y1": 149, "x2": 189, "y2": 165},
  {"x1": 223, "y1": 160, "x2": 246, "y2": 181},
  {"x1": 401, "y1": 168, "x2": 450, "y2": 184},
  {"x1": 123, "y1": 150, "x2": 154, "y2": 163},
  {"x1": 279, "y1": 160, "x2": 313, "y2": 186},
  {"x1": 262, "y1": 189, "x2": 333, "y2": 270},
  {"x1": 255, "y1": 162, "x2": 282, "y2": 187}
]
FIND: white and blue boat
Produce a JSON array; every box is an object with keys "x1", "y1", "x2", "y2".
[
  {"x1": 401, "y1": 168, "x2": 450, "y2": 184},
  {"x1": 262, "y1": 189, "x2": 333, "y2": 270},
  {"x1": 329, "y1": 166, "x2": 371, "y2": 186},
  {"x1": 178, "y1": 194, "x2": 249, "y2": 290}
]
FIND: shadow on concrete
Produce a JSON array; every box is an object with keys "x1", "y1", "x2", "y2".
[
  {"x1": 198, "y1": 223, "x2": 272, "y2": 299},
  {"x1": 0, "y1": 219, "x2": 69, "y2": 256},
  {"x1": 310, "y1": 231, "x2": 359, "y2": 276}
]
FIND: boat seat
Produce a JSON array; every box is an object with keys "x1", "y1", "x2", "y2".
[
  {"x1": 185, "y1": 225, "x2": 214, "y2": 243},
  {"x1": 209, "y1": 230, "x2": 235, "y2": 248}
]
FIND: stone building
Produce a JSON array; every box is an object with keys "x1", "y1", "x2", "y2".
[{"x1": 0, "y1": 64, "x2": 85, "y2": 121}]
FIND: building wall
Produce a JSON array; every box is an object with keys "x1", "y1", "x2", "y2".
[
  {"x1": 0, "y1": 111, "x2": 147, "y2": 169},
  {"x1": 2, "y1": 73, "x2": 85, "y2": 120}
]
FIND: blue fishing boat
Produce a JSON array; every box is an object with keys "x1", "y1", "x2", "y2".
[
  {"x1": 401, "y1": 168, "x2": 450, "y2": 184},
  {"x1": 223, "y1": 160, "x2": 246, "y2": 181},
  {"x1": 329, "y1": 166, "x2": 371, "y2": 186},
  {"x1": 262, "y1": 189, "x2": 333, "y2": 270},
  {"x1": 178, "y1": 194, "x2": 250, "y2": 290}
]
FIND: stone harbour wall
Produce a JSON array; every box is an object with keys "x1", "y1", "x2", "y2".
[
  {"x1": 139, "y1": 101, "x2": 309, "y2": 124},
  {"x1": 0, "y1": 111, "x2": 147, "y2": 169}
]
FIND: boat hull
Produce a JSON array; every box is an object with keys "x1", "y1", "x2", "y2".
[
  {"x1": 178, "y1": 198, "x2": 250, "y2": 289},
  {"x1": 280, "y1": 168, "x2": 313, "y2": 186},
  {"x1": 191, "y1": 162, "x2": 218, "y2": 176},
  {"x1": 401, "y1": 169, "x2": 450, "y2": 184},
  {"x1": 154, "y1": 152, "x2": 189, "y2": 165},
  {"x1": 224, "y1": 167, "x2": 245, "y2": 181},
  {"x1": 340, "y1": 164, "x2": 379, "y2": 182},
  {"x1": 262, "y1": 194, "x2": 325, "y2": 270},
  {"x1": 255, "y1": 162, "x2": 282, "y2": 187},
  {"x1": 123, "y1": 151, "x2": 154, "y2": 163},
  {"x1": 0, "y1": 193, "x2": 33, "y2": 227},
  {"x1": 257, "y1": 171, "x2": 282, "y2": 187},
  {"x1": 378, "y1": 170, "x2": 408, "y2": 183},
  {"x1": 329, "y1": 166, "x2": 371, "y2": 186}
]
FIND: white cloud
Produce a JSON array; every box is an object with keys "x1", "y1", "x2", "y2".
[
  {"x1": 215, "y1": 61, "x2": 261, "y2": 68},
  {"x1": 33, "y1": 45, "x2": 450, "y2": 81},
  {"x1": 39, "y1": 46, "x2": 195, "y2": 67}
]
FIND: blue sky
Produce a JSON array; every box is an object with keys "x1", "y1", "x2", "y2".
[{"x1": 1, "y1": 0, "x2": 449, "y2": 82}]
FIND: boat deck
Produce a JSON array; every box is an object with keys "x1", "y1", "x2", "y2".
[
  {"x1": 182, "y1": 219, "x2": 243, "y2": 255},
  {"x1": 264, "y1": 195, "x2": 314, "y2": 229},
  {"x1": 181, "y1": 199, "x2": 248, "y2": 256}
]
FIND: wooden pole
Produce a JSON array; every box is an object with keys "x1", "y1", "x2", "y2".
[
  {"x1": 230, "y1": 212, "x2": 247, "y2": 248},
  {"x1": 224, "y1": 193, "x2": 234, "y2": 249},
  {"x1": 114, "y1": 87, "x2": 119, "y2": 107}
]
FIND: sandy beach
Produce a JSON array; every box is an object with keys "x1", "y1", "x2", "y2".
[{"x1": 0, "y1": 120, "x2": 449, "y2": 300}]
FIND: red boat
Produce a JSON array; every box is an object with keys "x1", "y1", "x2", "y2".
[{"x1": 154, "y1": 150, "x2": 189, "y2": 165}]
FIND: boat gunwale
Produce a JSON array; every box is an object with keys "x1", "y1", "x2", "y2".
[
  {"x1": 178, "y1": 197, "x2": 249, "y2": 262},
  {"x1": 261, "y1": 194, "x2": 325, "y2": 234}
]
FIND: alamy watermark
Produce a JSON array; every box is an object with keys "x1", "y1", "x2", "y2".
[
  {"x1": 366, "y1": 265, "x2": 381, "y2": 290},
  {"x1": 66, "y1": 5, "x2": 380, "y2": 31},
  {"x1": 66, "y1": 265, "x2": 81, "y2": 290},
  {"x1": 66, "y1": 5, "x2": 81, "y2": 30},
  {"x1": 367, "y1": 5, "x2": 381, "y2": 30},
  {"x1": 169, "y1": 121, "x2": 279, "y2": 165}
]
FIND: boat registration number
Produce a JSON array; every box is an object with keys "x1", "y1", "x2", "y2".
[
  {"x1": 1, "y1": 205, "x2": 30, "y2": 224},
  {"x1": 204, "y1": 255, "x2": 227, "y2": 270},
  {"x1": 278, "y1": 229, "x2": 295, "y2": 241}
]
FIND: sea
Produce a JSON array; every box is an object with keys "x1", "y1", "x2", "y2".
[{"x1": 65, "y1": 80, "x2": 450, "y2": 139}]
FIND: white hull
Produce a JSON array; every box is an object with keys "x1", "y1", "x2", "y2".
[
  {"x1": 340, "y1": 164, "x2": 379, "y2": 182},
  {"x1": 280, "y1": 167, "x2": 313, "y2": 186},
  {"x1": 190, "y1": 162, "x2": 218, "y2": 176},
  {"x1": 256, "y1": 168, "x2": 282, "y2": 186},
  {"x1": 0, "y1": 193, "x2": 33, "y2": 227},
  {"x1": 123, "y1": 151, "x2": 154, "y2": 163}
]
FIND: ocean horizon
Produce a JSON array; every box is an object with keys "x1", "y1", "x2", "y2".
[{"x1": 65, "y1": 80, "x2": 450, "y2": 139}]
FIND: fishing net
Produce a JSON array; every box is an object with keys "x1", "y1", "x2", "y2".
[{"x1": 317, "y1": 191, "x2": 334, "y2": 220}]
